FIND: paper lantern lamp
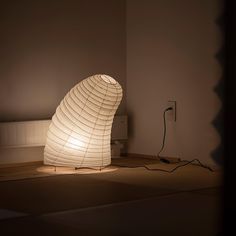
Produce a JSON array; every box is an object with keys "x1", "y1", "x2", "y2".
[{"x1": 44, "y1": 74, "x2": 122, "y2": 168}]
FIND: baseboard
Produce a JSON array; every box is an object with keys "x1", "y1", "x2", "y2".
[{"x1": 125, "y1": 153, "x2": 156, "y2": 159}]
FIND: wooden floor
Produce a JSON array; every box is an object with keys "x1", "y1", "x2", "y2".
[{"x1": 0, "y1": 157, "x2": 222, "y2": 235}]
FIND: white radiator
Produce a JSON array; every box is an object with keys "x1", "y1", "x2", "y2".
[
  {"x1": 0, "y1": 120, "x2": 50, "y2": 148},
  {"x1": 0, "y1": 116, "x2": 127, "y2": 148}
]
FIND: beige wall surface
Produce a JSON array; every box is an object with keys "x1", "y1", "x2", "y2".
[
  {"x1": 0, "y1": 0, "x2": 223, "y2": 166},
  {"x1": 0, "y1": 0, "x2": 126, "y2": 122},
  {"x1": 126, "y1": 0, "x2": 222, "y2": 166}
]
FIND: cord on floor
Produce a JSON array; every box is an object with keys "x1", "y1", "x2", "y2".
[{"x1": 112, "y1": 159, "x2": 214, "y2": 173}]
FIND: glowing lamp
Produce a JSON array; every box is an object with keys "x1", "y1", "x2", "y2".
[{"x1": 44, "y1": 74, "x2": 122, "y2": 168}]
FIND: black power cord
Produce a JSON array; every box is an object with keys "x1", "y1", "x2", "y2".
[
  {"x1": 112, "y1": 107, "x2": 214, "y2": 173},
  {"x1": 155, "y1": 107, "x2": 214, "y2": 172},
  {"x1": 157, "y1": 107, "x2": 173, "y2": 162},
  {"x1": 112, "y1": 159, "x2": 213, "y2": 173}
]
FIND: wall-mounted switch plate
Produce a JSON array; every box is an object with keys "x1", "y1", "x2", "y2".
[{"x1": 167, "y1": 101, "x2": 176, "y2": 121}]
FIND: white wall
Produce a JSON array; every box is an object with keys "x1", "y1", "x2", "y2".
[
  {"x1": 126, "y1": 0, "x2": 222, "y2": 166},
  {"x1": 0, "y1": 0, "x2": 126, "y2": 165},
  {"x1": 0, "y1": 0, "x2": 126, "y2": 122},
  {"x1": 0, "y1": 0, "x2": 223, "y2": 166}
]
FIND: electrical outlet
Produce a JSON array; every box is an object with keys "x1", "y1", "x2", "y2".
[{"x1": 167, "y1": 101, "x2": 176, "y2": 121}]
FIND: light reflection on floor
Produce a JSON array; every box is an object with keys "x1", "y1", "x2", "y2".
[{"x1": 37, "y1": 165, "x2": 118, "y2": 175}]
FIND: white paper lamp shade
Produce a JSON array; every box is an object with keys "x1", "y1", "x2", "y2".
[{"x1": 44, "y1": 74, "x2": 123, "y2": 168}]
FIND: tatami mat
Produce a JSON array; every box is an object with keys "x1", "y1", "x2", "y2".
[
  {"x1": 0, "y1": 157, "x2": 222, "y2": 235},
  {"x1": 41, "y1": 192, "x2": 221, "y2": 236}
]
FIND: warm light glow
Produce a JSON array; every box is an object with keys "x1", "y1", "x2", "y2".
[
  {"x1": 44, "y1": 74, "x2": 122, "y2": 168},
  {"x1": 65, "y1": 136, "x2": 85, "y2": 149}
]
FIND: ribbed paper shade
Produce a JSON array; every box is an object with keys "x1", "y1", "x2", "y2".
[{"x1": 44, "y1": 74, "x2": 122, "y2": 168}]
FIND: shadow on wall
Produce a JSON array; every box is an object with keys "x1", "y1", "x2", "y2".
[
  {"x1": 126, "y1": 112, "x2": 134, "y2": 154},
  {"x1": 211, "y1": 11, "x2": 225, "y2": 166}
]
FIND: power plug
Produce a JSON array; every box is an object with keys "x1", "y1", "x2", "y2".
[{"x1": 166, "y1": 101, "x2": 176, "y2": 121}]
